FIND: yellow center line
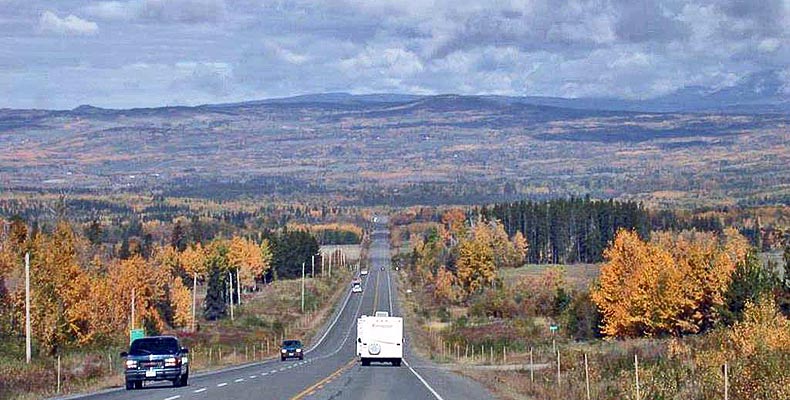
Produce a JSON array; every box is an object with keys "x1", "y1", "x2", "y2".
[{"x1": 289, "y1": 358, "x2": 356, "y2": 400}]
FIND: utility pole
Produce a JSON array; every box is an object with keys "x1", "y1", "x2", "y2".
[
  {"x1": 236, "y1": 268, "x2": 242, "y2": 306},
  {"x1": 192, "y1": 273, "x2": 197, "y2": 332},
  {"x1": 25, "y1": 252, "x2": 31, "y2": 364},
  {"x1": 228, "y1": 271, "x2": 234, "y2": 321},
  {"x1": 301, "y1": 262, "x2": 305, "y2": 313},
  {"x1": 321, "y1": 253, "x2": 325, "y2": 277},
  {"x1": 131, "y1": 287, "x2": 135, "y2": 330},
  {"x1": 311, "y1": 255, "x2": 315, "y2": 277}
]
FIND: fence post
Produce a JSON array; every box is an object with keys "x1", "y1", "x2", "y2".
[
  {"x1": 556, "y1": 349, "x2": 561, "y2": 389},
  {"x1": 724, "y1": 363, "x2": 729, "y2": 400},
  {"x1": 530, "y1": 348, "x2": 534, "y2": 384},
  {"x1": 503, "y1": 346, "x2": 507, "y2": 365},
  {"x1": 108, "y1": 353, "x2": 113, "y2": 373},
  {"x1": 635, "y1": 354, "x2": 640, "y2": 400},
  {"x1": 584, "y1": 353, "x2": 591, "y2": 400}
]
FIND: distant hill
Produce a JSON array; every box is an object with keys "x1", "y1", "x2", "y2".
[{"x1": 0, "y1": 83, "x2": 788, "y2": 207}]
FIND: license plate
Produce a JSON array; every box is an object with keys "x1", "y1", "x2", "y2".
[{"x1": 145, "y1": 369, "x2": 156, "y2": 377}]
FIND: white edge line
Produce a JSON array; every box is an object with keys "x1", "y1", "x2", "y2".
[
  {"x1": 307, "y1": 283, "x2": 353, "y2": 353},
  {"x1": 403, "y1": 359, "x2": 445, "y2": 400}
]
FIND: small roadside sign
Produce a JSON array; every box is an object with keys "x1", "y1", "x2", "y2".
[
  {"x1": 549, "y1": 325, "x2": 559, "y2": 333},
  {"x1": 130, "y1": 328, "x2": 145, "y2": 344}
]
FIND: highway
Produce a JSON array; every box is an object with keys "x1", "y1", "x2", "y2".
[{"x1": 63, "y1": 224, "x2": 492, "y2": 400}]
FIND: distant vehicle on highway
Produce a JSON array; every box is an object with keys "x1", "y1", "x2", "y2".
[
  {"x1": 360, "y1": 268, "x2": 369, "y2": 276},
  {"x1": 352, "y1": 277, "x2": 362, "y2": 286},
  {"x1": 352, "y1": 282, "x2": 363, "y2": 293},
  {"x1": 281, "y1": 339, "x2": 304, "y2": 361},
  {"x1": 120, "y1": 336, "x2": 189, "y2": 390},
  {"x1": 380, "y1": 266, "x2": 385, "y2": 271}
]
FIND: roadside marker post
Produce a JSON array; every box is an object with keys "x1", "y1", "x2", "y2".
[{"x1": 25, "y1": 252, "x2": 31, "y2": 364}]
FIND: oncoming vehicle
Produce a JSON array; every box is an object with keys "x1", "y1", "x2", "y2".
[
  {"x1": 360, "y1": 269, "x2": 369, "y2": 276},
  {"x1": 281, "y1": 339, "x2": 304, "y2": 361},
  {"x1": 352, "y1": 282, "x2": 363, "y2": 293},
  {"x1": 120, "y1": 336, "x2": 189, "y2": 390},
  {"x1": 352, "y1": 277, "x2": 362, "y2": 286}
]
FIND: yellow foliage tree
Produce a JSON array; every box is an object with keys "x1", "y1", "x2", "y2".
[
  {"x1": 511, "y1": 231, "x2": 528, "y2": 267},
  {"x1": 228, "y1": 236, "x2": 270, "y2": 289},
  {"x1": 180, "y1": 243, "x2": 207, "y2": 278},
  {"x1": 456, "y1": 237, "x2": 496, "y2": 297},
  {"x1": 433, "y1": 266, "x2": 457, "y2": 303},
  {"x1": 591, "y1": 229, "x2": 693, "y2": 337},
  {"x1": 169, "y1": 277, "x2": 192, "y2": 329}
]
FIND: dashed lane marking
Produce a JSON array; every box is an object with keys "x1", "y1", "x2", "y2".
[
  {"x1": 250, "y1": 375, "x2": 257, "y2": 378},
  {"x1": 164, "y1": 396, "x2": 181, "y2": 400},
  {"x1": 193, "y1": 388, "x2": 207, "y2": 393},
  {"x1": 217, "y1": 382, "x2": 228, "y2": 387},
  {"x1": 261, "y1": 372, "x2": 269, "y2": 376},
  {"x1": 234, "y1": 378, "x2": 245, "y2": 383}
]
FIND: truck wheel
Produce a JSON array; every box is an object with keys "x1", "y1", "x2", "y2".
[
  {"x1": 134, "y1": 381, "x2": 143, "y2": 389},
  {"x1": 180, "y1": 373, "x2": 189, "y2": 387},
  {"x1": 125, "y1": 380, "x2": 135, "y2": 390}
]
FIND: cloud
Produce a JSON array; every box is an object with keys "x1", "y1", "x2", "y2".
[
  {"x1": 38, "y1": 10, "x2": 98, "y2": 35},
  {"x1": 85, "y1": 0, "x2": 226, "y2": 23}
]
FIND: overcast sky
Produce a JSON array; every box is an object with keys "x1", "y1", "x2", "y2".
[{"x1": 0, "y1": 0, "x2": 787, "y2": 109}]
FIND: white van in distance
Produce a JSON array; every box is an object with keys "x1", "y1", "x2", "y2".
[{"x1": 357, "y1": 312, "x2": 403, "y2": 366}]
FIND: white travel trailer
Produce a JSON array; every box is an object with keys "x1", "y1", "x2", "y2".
[{"x1": 357, "y1": 312, "x2": 403, "y2": 366}]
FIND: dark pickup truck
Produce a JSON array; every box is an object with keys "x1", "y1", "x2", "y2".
[{"x1": 120, "y1": 336, "x2": 189, "y2": 390}]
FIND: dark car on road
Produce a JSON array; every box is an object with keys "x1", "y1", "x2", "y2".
[
  {"x1": 121, "y1": 336, "x2": 189, "y2": 390},
  {"x1": 280, "y1": 339, "x2": 304, "y2": 361}
]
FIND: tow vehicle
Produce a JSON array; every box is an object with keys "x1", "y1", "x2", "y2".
[{"x1": 121, "y1": 336, "x2": 189, "y2": 390}]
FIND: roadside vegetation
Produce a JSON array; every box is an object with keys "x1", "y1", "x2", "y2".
[
  {"x1": 0, "y1": 199, "x2": 365, "y2": 399},
  {"x1": 393, "y1": 202, "x2": 790, "y2": 400}
]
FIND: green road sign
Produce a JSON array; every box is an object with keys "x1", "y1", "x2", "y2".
[
  {"x1": 130, "y1": 328, "x2": 145, "y2": 344},
  {"x1": 549, "y1": 325, "x2": 559, "y2": 333}
]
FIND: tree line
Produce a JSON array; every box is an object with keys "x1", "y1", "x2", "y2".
[{"x1": 478, "y1": 197, "x2": 650, "y2": 264}]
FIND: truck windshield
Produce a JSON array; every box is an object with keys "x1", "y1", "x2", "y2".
[
  {"x1": 130, "y1": 338, "x2": 179, "y2": 355},
  {"x1": 283, "y1": 340, "x2": 301, "y2": 347}
]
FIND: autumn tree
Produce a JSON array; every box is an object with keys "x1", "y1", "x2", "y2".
[
  {"x1": 180, "y1": 243, "x2": 207, "y2": 279},
  {"x1": 591, "y1": 229, "x2": 690, "y2": 337},
  {"x1": 433, "y1": 266, "x2": 457, "y2": 303},
  {"x1": 455, "y1": 236, "x2": 496, "y2": 298},
  {"x1": 169, "y1": 277, "x2": 192, "y2": 329},
  {"x1": 228, "y1": 236, "x2": 270, "y2": 290}
]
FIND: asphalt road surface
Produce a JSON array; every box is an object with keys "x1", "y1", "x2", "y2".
[{"x1": 61, "y1": 223, "x2": 492, "y2": 400}]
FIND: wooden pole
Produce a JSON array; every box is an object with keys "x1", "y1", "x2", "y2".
[
  {"x1": 192, "y1": 273, "x2": 197, "y2": 332},
  {"x1": 57, "y1": 354, "x2": 61, "y2": 393},
  {"x1": 557, "y1": 349, "x2": 561, "y2": 388},
  {"x1": 585, "y1": 353, "x2": 591, "y2": 400},
  {"x1": 635, "y1": 354, "x2": 640, "y2": 400},
  {"x1": 530, "y1": 348, "x2": 534, "y2": 383},
  {"x1": 25, "y1": 252, "x2": 31, "y2": 364}
]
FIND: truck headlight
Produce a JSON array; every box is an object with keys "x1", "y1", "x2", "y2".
[
  {"x1": 125, "y1": 360, "x2": 138, "y2": 369},
  {"x1": 281, "y1": 349, "x2": 287, "y2": 353},
  {"x1": 296, "y1": 348, "x2": 302, "y2": 352},
  {"x1": 164, "y1": 357, "x2": 179, "y2": 367}
]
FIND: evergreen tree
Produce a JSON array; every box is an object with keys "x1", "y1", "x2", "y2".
[
  {"x1": 720, "y1": 251, "x2": 776, "y2": 325},
  {"x1": 203, "y1": 248, "x2": 227, "y2": 321},
  {"x1": 85, "y1": 219, "x2": 102, "y2": 245},
  {"x1": 171, "y1": 221, "x2": 186, "y2": 251}
]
